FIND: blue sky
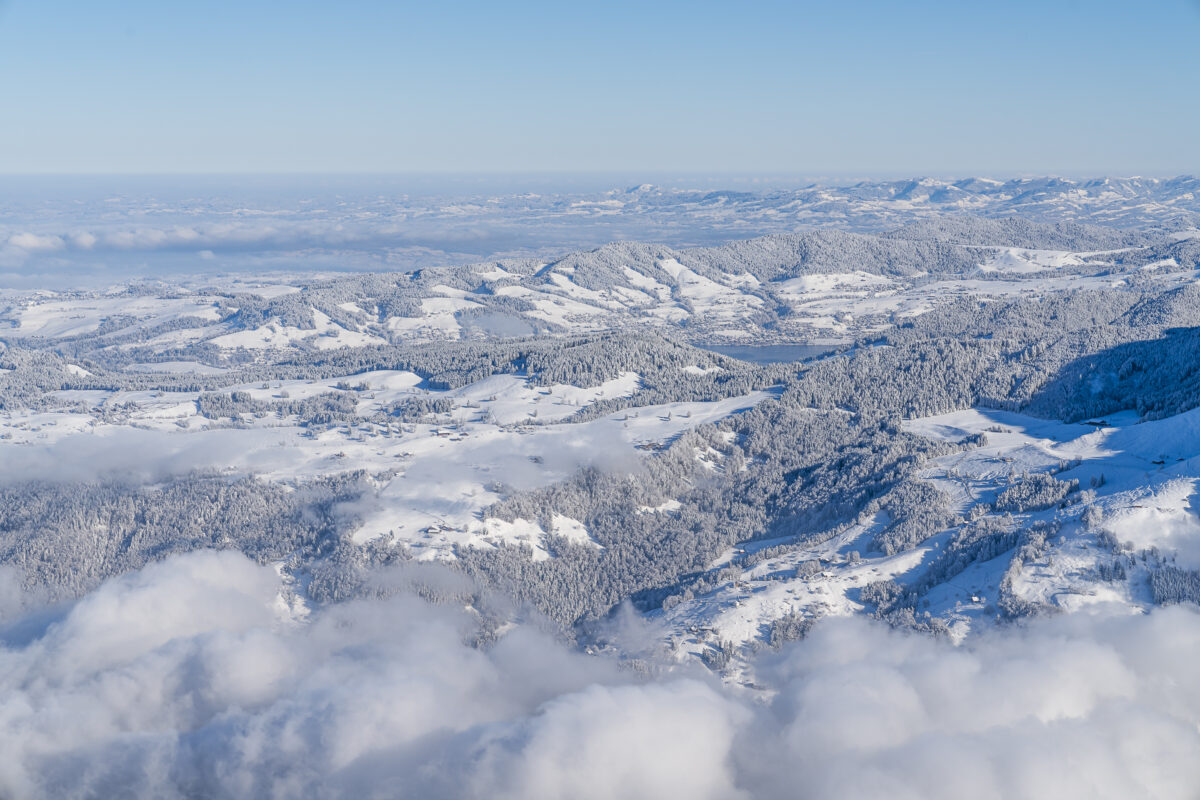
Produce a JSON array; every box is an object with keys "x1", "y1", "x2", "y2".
[{"x1": 0, "y1": 0, "x2": 1196, "y2": 175}]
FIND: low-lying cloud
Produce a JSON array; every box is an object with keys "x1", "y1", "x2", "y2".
[
  {"x1": 2, "y1": 551, "x2": 1198, "y2": 798},
  {"x1": 0, "y1": 219, "x2": 541, "y2": 290},
  {"x1": 3, "y1": 222, "x2": 390, "y2": 261},
  {"x1": 0, "y1": 219, "x2": 513, "y2": 267},
  {"x1": 0, "y1": 428, "x2": 292, "y2": 485}
]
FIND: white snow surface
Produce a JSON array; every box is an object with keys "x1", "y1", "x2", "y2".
[
  {"x1": 655, "y1": 405, "x2": 1200, "y2": 663},
  {"x1": 0, "y1": 363, "x2": 768, "y2": 563}
]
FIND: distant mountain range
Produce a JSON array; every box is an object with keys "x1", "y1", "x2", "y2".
[
  {"x1": 604, "y1": 175, "x2": 1200, "y2": 232},
  {"x1": 2, "y1": 176, "x2": 1197, "y2": 288}
]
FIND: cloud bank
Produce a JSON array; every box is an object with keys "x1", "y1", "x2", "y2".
[
  {"x1": 0, "y1": 219, "x2": 516, "y2": 271},
  {"x1": 0, "y1": 428, "x2": 293, "y2": 485},
  {"x1": 1, "y1": 551, "x2": 1197, "y2": 799}
]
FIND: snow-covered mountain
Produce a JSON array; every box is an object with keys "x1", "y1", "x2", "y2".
[
  {"x1": 5, "y1": 198, "x2": 1200, "y2": 798},
  {"x1": 2, "y1": 175, "x2": 1198, "y2": 289},
  {"x1": 4, "y1": 212, "x2": 1200, "y2": 663},
  {"x1": 2, "y1": 216, "x2": 1189, "y2": 352}
]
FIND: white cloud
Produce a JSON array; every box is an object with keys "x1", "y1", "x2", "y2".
[
  {"x1": 0, "y1": 428, "x2": 291, "y2": 485},
  {"x1": 3, "y1": 221, "x2": 403, "y2": 258},
  {"x1": 0, "y1": 551, "x2": 1198, "y2": 798},
  {"x1": 472, "y1": 681, "x2": 748, "y2": 800},
  {"x1": 68, "y1": 231, "x2": 97, "y2": 250},
  {"x1": 5, "y1": 233, "x2": 64, "y2": 252},
  {"x1": 742, "y1": 612, "x2": 1198, "y2": 799}
]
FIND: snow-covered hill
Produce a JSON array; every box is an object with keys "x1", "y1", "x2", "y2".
[
  {"x1": 2, "y1": 216, "x2": 1195, "y2": 355},
  {"x1": 2, "y1": 175, "x2": 1198, "y2": 288},
  {"x1": 4, "y1": 212, "x2": 1200, "y2": 688},
  {"x1": 655, "y1": 405, "x2": 1200, "y2": 678}
]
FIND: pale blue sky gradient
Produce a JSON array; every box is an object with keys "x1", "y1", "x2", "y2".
[{"x1": 0, "y1": 0, "x2": 1196, "y2": 174}]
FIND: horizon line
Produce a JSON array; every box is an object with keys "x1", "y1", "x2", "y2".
[{"x1": 0, "y1": 170, "x2": 1195, "y2": 183}]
